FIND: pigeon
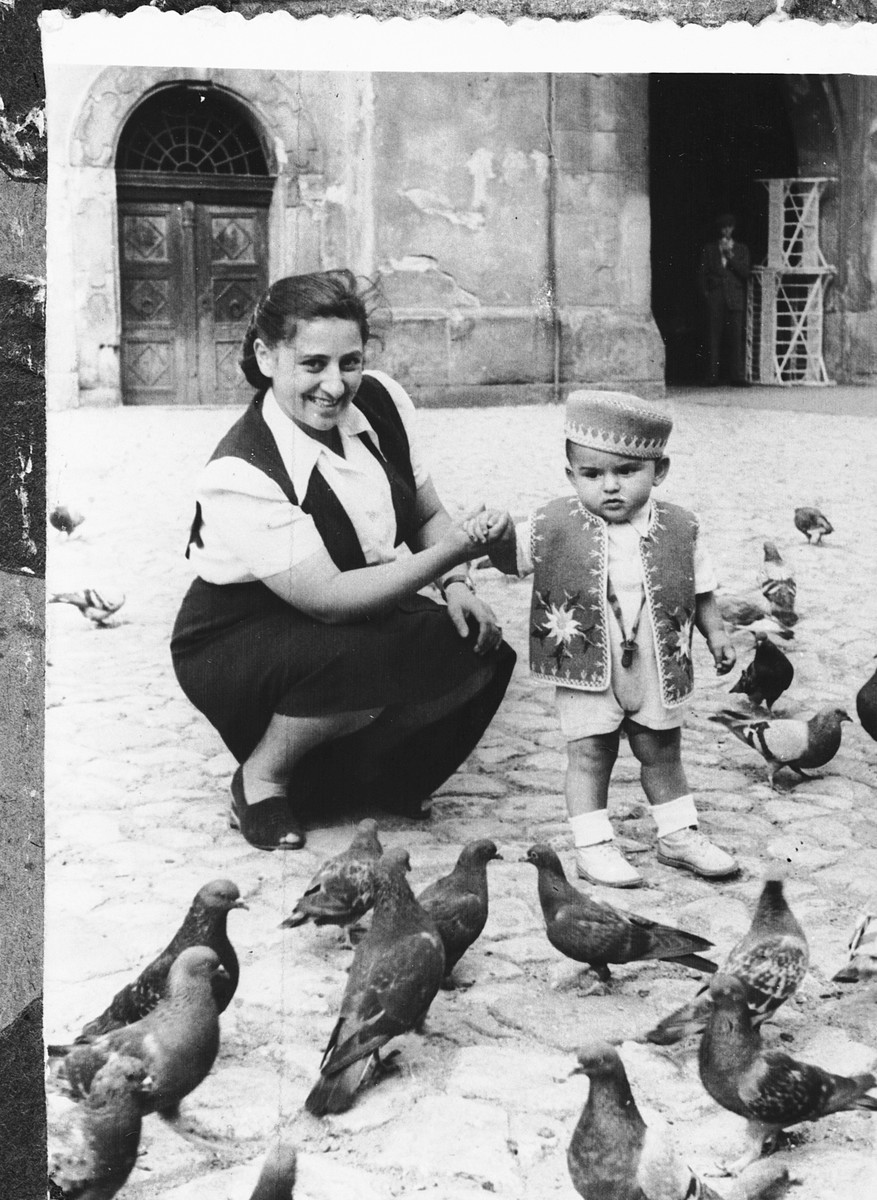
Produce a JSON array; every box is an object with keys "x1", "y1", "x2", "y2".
[
  {"x1": 566, "y1": 1042, "x2": 791, "y2": 1200},
  {"x1": 49, "y1": 504, "x2": 85, "y2": 537},
  {"x1": 794, "y1": 506, "x2": 833, "y2": 545},
  {"x1": 49, "y1": 589, "x2": 126, "y2": 627},
  {"x1": 729, "y1": 632, "x2": 794, "y2": 711},
  {"x1": 49, "y1": 879, "x2": 246, "y2": 1052},
  {"x1": 832, "y1": 911, "x2": 877, "y2": 983},
  {"x1": 58, "y1": 946, "x2": 223, "y2": 1116},
  {"x1": 48, "y1": 1054, "x2": 152, "y2": 1200},
  {"x1": 249, "y1": 1140, "x2": 298, "y2": 1200},
  {"x1": 855, "y1": 660, "x2": 877, "y2": 741},
  {"x1": 644, "y1": 871, "x2": 808, "y2": 1045},
  {"x1": 281, "y1": 819, "x2": 383, "y2": 938},
  {"x1": 698, "y1": 972, "x2": 877, "y2": 1173},
  {"x1": 709, "y1": 706, "x2": 852, "y2": 789},
  {"x1": 757, "y1": 542, "x2": 797, "y2": 624},
  {"x1": 717, "y1": 595, "x2": 794, "y2": 640},
  {"x1": 417, "y1": 838, "x2": 501, "y2": 984},
  {"x1": 524, "y1": 844, "x2": 717, "y2": 983},
  {"x1": 305, "y1": 848, "x2": 445, "y2": 1116},
  {"x1": 568, "y1": 1040, "x2": 721, "y2": 1200}
]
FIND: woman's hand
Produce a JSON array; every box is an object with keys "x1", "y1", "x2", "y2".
[{"x1": 444, "y1": 584, "x2": 504, "y2": 655}]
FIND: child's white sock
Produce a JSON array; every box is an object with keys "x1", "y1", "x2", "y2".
[
  {"x1": 652, "y1": 793, "x2": 698, "y2": 839},
  {"x1": 569, "y1": 809, "x2": 615, "y2": 847}
]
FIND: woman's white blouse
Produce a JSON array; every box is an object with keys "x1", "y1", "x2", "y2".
[{"x1": 189, "y1": 371, "x2": 428, "y2": 584}]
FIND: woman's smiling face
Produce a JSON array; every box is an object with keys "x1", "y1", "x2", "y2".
[{"x1": 254, "y1": 317, "x2": 365, "y2": 430}]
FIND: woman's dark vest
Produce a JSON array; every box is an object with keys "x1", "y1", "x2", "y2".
[
  {"x1": 186, "y1": 373, "x2": 419, "y2": 571},
  {"x1": 529, "y1": 496, "x2": 699, "y2": 707}
]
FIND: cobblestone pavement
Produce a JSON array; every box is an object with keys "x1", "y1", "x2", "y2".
[{"x1": 46, "y1": 389, "x2": 877, "y2": 1198}]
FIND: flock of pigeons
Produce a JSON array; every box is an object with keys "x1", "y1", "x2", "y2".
[
  {"x1": 46, "y1": 832, "x2": 875, "y2": 1199},
  {"x1": 45, "y1": 504, "x2": 876, "y2": 1198}
]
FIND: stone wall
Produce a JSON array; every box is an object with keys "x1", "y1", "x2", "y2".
[
  {"x1": 46, "y1": 66, "x2": 877, "y2": 408},
  {"x1": 47, "y1": 67, "x2": 665, "y2": 408}
]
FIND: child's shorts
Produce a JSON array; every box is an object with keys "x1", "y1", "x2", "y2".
[{"x1": 555, "y1": 617, "x2": 687, "y2": 740}]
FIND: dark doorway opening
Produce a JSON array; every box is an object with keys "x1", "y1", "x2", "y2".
[{"x1": 649, "y1": 75, "x2": 798, "y2": 385}]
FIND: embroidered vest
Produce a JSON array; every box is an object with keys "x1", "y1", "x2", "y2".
[
  {"x1": 186, "y1": 374, "x2": 418, "y2": 572},
  {"x1": 529, "y1": 497, "x2": 699, "y2": 707}
]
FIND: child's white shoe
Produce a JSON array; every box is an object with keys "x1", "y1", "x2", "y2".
[
  {"x1": 656, "y1": 827, "x2": 738, "y2": 879},
  {"x1": 576, "y1": 842, "x2": 643, "y2": 888}
]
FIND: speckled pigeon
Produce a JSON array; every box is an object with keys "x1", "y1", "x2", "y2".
[
  {"x1": 699, "y1": 973, "x2": 877, "y2": 1173},
  {"x1": 49, "y1": 589, "x2": 126, "y2": 627},
  {"x1": 417, "y1": 838, "x2": 501, "y2": 984},
  {"x1": 644, "y1": 872, "x2": 808, "y2": 1045},
  {"x1": 48, "y1": 879, "x2": 245, "y2": 1054},
  {"x1": 305, "y1": 848, "x2": 445, "y2": 1115},
  {"x1": 59, "y1": 946, "x2": 223, "y2": 1117},
  {"x1": 48, "y1": 1054, "x2": 152, "y2": 1200},
  {"x1": 757, "y1": 542, "x2": 796, "y2": 624},
  {"x1": 524, "y1": 844, "x2": 717, "y2": 983},
  {"x1": 710, "y1": 706, "x2": 851, "y2": 789},
  {"x1": 281, "y1": 819, "x2": 383, "y2": 937},
  {"x1": 729, "y1": 632, "x2": 794, "y2": 712},
  {"x1": 794, "y1": 506, "x2": 833, "y2": 545},
  {"x1": 249, "y1": 1140, "x2": 298, "y2": 1200}
]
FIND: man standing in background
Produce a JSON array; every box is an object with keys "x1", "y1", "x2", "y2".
[{"x1": 698, "y1": 212, "x2": 751, "y2": 387}]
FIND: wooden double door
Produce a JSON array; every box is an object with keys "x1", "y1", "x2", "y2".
[{"x1": 119, "y1": 198, "x2": 268, "y2": 405}]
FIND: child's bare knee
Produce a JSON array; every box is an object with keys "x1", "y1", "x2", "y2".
[
  {"x1": 627, "y1": 724, "x2": 681, "y2": 767},
  {"x1": 567, "y1": 731, "x2": 619, "y2": 767}
]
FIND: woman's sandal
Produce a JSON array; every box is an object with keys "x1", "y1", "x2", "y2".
[{"x1": 229, "y1": 766, "x2": 305, "y2": 851}]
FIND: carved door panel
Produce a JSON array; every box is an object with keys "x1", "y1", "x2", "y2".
[
  {"x1": 120, "y1": 200, "x2": 267, "y2": 405},
  {"x1": 120, "y1": 202, "x2": 194, "y2": 405},
  {"x1": 196, "y1": 206, "x2": 267, "y2": 405}
]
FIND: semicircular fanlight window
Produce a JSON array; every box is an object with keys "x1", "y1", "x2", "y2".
[{"x1": 117, "y1": 88, "x2": 268, "y2": 176}]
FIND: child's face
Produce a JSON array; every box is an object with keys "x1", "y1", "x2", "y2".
[{"x1": 565, "y1": 443, "x2": 669, "y2": 524}]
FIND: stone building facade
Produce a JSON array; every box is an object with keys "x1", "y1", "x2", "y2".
[{"x1": 45, "y1": 68, "x2": 877, "y2": 409}]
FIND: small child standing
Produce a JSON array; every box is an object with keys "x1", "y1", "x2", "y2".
[{"x1": 470, "y1": 390, "x2": 739, "y2": 888}]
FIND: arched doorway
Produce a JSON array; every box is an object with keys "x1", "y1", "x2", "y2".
[
  {"x1": 648, "y1": 75, "x2": 799, "y2": 385},
  {"x1": 116, "y1": 84, "x2": 274, "y2": 404}
]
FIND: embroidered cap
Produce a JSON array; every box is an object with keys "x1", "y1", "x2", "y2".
[{"x1": 564, "y1": 390, "x2": 673, "y2": 460}]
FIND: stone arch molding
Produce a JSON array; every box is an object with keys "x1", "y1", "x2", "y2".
[{"x1": 71, "y1": 66, "x2": 322, "y2": 175}]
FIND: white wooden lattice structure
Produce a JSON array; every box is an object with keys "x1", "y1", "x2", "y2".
[{"x1": 746, "y1": 177, "x2": 836, "y2": 386}]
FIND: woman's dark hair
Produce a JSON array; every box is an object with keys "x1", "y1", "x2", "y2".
[{"x1": 239, "y1": 269, "x2": 384, "y2": 389}]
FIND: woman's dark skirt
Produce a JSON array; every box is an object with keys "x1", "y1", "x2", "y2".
[{"x1": 171, "y1": 577, "x2": 515, "y2": 815}]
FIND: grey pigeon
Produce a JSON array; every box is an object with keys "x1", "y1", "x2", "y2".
[
  {"x1": 699, "y1": 973, "x2": 877, "y2": 1173},
  {"x1": 49, "y1": 504, "x2": 85, "y2": 537},
  {"x1": 305, "y1": 848, "x2": 445, "y2": 1115},
  {"x1": 418, "y1": 838, "x2": 501, "y2": 985},
  {"x1": 717, "y1": 595, "x2": 794, "y2": 640},
  {"x1": 855, "y1": 660, "x2": 877, "y2": 741},
  {"x1": 794, "y1": 506, "x2": 833, "y2": 545},
  {"x1": 757, "y1": 542, "x2": 797, "y2": 624},
  {"x1": 710, "y1": 706, "x2": 851, "y2": 789},
  {"x1": 567, "y1": 1042, "x2": 792, "y2": 1200},
  {"x1": 49, "y1": 879, "x2": 246, "y2": 1052},
  {"x1": 49, "y1": 589, "x2": 125, "y2": 627},
  {"x1": 60, "y1": 946, "x2": 223, "y2": 1116},
  {"x1": 249, "y1": 1140, "x2": 298, "y2": 1200},
  {"x1": 833, "y1": 911, "x2": 877, "y2": 983},
  {"x1": 729, "y1": 632, "x2": 794, "y2": 712},
  {"x1": 524, "y1": 845, "x2": 717, "y2": 983},
  {"x1": 281, "y1": 819, "x2": 383, "y2": 937},
  {"x1": 48, "y1": 1053, "x2": 152, "y2": 1200},
  {"x1": 644, "y1": 871, "x2": 808, "y2": 1045}
]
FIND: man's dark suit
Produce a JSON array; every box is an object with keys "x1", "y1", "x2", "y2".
[{"x1": 698, "y1": 239, "x2": 751, "y2": 384}]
